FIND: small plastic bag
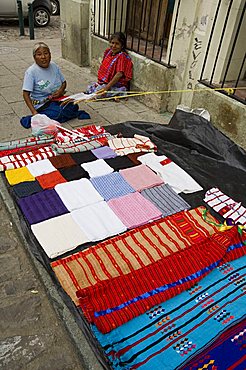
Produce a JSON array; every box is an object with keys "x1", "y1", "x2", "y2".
[{"x1": 31, "y1": 114, "x2": 59, "y2": 137}]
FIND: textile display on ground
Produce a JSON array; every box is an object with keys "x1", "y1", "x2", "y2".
[
  {"x1": 92, "y1": 255, "x2": 246, "y2": 369},
  {"x1": 1, "y1": 109, "x2": 246, "y2": 370}
]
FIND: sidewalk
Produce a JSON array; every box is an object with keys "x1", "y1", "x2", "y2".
[{"x1": 0, "y1": 38, "x2": 171, "y2": 370}]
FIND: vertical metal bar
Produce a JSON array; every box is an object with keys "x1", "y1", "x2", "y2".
[
  {"x1": 125, "y1": 0, "x2": 131, "y2": 48},
  {"x1": 200, "y1": 0, "x2": 222, "y2": 80},
  {"x1": 103, "y1": 0, "x2": 106, "y2": 36},
  {"x1": 159, "y1": 0, "x2": 171, "y2": 62},
  {"x1": 131, "y1": 0, "x2": 137, "y2": 49},
  {"x1": 221, "y1": 3, "x2": 245, "y2": 87},
  {"x1": 137, "y1": 0, "x2": 145, "y2": 52},
  {"x1": 93, "y1": 0, "x2": 96, "y2": 34},
  {"x1": 119, "y1": 0, "x2": 124, "y2": 32},
  {"x1": 108, "y1": 0, "x2": 112, "y2": 38},
  {"x1": 144, "y1": 0, "x2": 153, "y2": 54},
  {"x1": 28, "y1": 2, "x2": 34, "y2": 40},
  {"x1": 98, "y1": 0, "x2": 101, "y2": 36},
  {"x1": 167, "y1": 0, "x2": 181, "y2": 65},
  {"x1": 235, "y1": 52, "x2": 246, "y2": 88},
  {"x1": 209, "y1": 0, "x2": 233, "y2": 84},
  {"x1": 113, "y1": 0, "x2": 117, "y2": 33},
  {"x1": 151, "y1": 0, "x2": 163, "y2": 58},
  {"x1": 17, "y1": 0, "x2": 25, "y2": 36}
]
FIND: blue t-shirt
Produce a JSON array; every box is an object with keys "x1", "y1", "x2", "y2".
[{"x1": 22, "y1": 61, "x2": 65, "y2": 109}]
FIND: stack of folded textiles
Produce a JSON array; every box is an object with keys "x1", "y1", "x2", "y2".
[{"x1": 2, "y1": 126, "x2": 246, "y2": 369}]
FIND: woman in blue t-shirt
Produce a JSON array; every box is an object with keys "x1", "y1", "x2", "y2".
[{"x1": 21, "y1": 42, "x2": 90, "y2": 128}]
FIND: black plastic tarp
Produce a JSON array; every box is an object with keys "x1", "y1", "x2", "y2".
[{"x1": 3, "y1": 109, "x2": 246, "y2": 370}]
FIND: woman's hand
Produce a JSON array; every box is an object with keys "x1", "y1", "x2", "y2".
[{"x1": 51, "y1": 81, "x2": 67, "y2": 99}]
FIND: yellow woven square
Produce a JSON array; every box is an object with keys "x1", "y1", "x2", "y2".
[{"x1": 5, "y1": 167, "x2": 35, "y2": 185}]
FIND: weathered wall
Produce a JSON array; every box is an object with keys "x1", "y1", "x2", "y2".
[
  {"x1": 60, "y1": 0, "x2": 90, "y2": 66},
  {"x1": 192, "y1": 84, "x2": 246, "y2": 149}
]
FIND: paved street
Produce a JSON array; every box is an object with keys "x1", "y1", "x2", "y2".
[{"x1": 0, "y1": 20, "x2": 171, "y2": 370}]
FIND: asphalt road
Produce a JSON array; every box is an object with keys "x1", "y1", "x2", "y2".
[{"x1": 0, "y1": 15, "x2": 61, "y2": 41}]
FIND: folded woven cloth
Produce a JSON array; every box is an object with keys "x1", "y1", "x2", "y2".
[
  {"x1": 204, "y1": 187, "x2": 246, "y2": 225},
  {"x1": 55, "y1": 178, "x2": 103, "y2": 211},
  {"x1": 105, "y1": 156, "x2": 136, "y2": 170},
  {"x1": 36, "y1": 171, "x2": 67, "y2": 189},
  {"x1": 18, "y1": 189, "x2": 69, "y2": 224},
  {"x1": 49, "y1": 153, "x2": 76, "y2": 169},
  {"x1": 81, "y1": 159, "x2": 114, "y2": 178},
  {"x1": 27, "y1": 158, "x2": 57, "y2": 177},
  {"x1": 76, "y1": 227, "x2": 243, "y2": 333},
  {"x1": 51, "y1": 206, "x2": 220, "y2": 306},
  {"x1": 138, "y1": 152, "x2": 203, "y2": 194},
  {"x1": 5, "y1": 166, "x2": 35, "y2": 185},
  {"x1": 91, "y1": 255, "x2": 246, "y2": 369},
  {"x1": 90, "y1": 172, "x2": 135, "y2": 201},
  {"x1": 59, "y1": 165, "x2": 89, "y2": 181},
  {"x1": 108, "y1": 134, "x2": 157, "y2": 156},
  {"x1": 91, "y1": 146, "x2": 117, "y2": 159},
  {"x1": 140, "y1": 183, "x2": 191, "y2": 216},
  {"x1": 31, "y1": 213, "x2": 89, "y2": 258},
  {"x1": 107, "y1": 192, "x2": 162, "y2": 229},
  {"x1": 13, "y1": 180, "x2": 43, "y2": 198},
  {"x1": 120, "y1": 164, "x2": 164, "y2": 191},
  {"x1": 71, "y1": 201, "x2": 127, "y2": 241}
]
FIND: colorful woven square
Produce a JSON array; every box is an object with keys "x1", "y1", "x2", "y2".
[
  {"x1": 71, "y1": 201, "x2": 127, "y2": 242},
  {"x1": 27, "y1": 158, "x2": 57, "y2": 177},
  {"x1": 36, "y1": 171, "x2": 67, "y2": 189},
  {"x1": 49, "y1": 153, "x2": 76, "y2": 169},
  {"x1": 5, "y1": 167, "x2": 35, "y2": 185},
  {"x1": 91, "y1": 146, "x2": 117, "y2": 159},
  {"x1": 59, "y1": 166, "x2": 89, "y2": 181},
  {"x1": 140, "y1": 183, "x2": 191, "y2": 216},
  {"x1": 55, "y1": 178, "x2": 103, "y2": 211},
  {"x1": 107, "y1": 192, "x2": 162, "y2": 228},
  {"x1": 120, "y1": 164, "x2": 164, "y2": 191},
  {"x1": 90, "y1": 172, "x2": 135, "y2": 201},
  {"x1": 31, "y1": 213, "x2": 89, "y2": 258},
  {"x1": 105, "y1": 156, "x2": 136, "y2": 170},
  {"x1": 17, "y1": 189, "x2": 69, "y2": 224},
  {"x1": 81, "y1": 159, "x2": 114, "y2": 178},
  {"x1": 71, "y1": 151, "x2": 97, "y2": 165},
  {"x1": 12, "y1": 180, "x2": 43, "y2": 198}
]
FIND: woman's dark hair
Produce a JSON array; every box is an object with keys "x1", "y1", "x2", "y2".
[{"x1": 110, "y1": 32, "x2": 127, "y2": 51}]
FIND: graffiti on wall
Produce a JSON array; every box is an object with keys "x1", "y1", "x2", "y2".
[{"x1": 187, "y1": 37, "x2": 202, "y2": 89}]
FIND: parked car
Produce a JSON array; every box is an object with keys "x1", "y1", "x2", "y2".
[
  {"x1": 0, "y1": 0, "x2": 52, "y2": 27},
  {"x1": 50, "y1": 0, "x2": 59, "y2": 15}
]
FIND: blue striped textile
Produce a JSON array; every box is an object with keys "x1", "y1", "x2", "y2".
[{"x1": 92, "y1": 255, "x2": 246, "y2": 370}]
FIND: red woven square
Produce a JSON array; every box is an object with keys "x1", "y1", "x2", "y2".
[{"x1": 36, "y1": 171, "x2": 67, "y2": 189}]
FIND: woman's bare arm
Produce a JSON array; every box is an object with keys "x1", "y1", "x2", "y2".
[{"x1": 23, "y1": 90, "x2": 38, "y2": 115}]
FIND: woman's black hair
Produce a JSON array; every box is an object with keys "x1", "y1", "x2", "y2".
[{"x1": 110, "y1": 32, "x2": 127, "y2": 51}]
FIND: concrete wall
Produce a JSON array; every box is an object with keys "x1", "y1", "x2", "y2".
[
  {"x1": 192, "y1": 84, "x2": 246, "y2": 149},
  {"x1": 60, "y1": 0, "x2": 90, "y2": 66}
]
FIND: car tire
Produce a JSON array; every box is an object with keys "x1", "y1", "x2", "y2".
[
  {"x1": 33, "y1": 7, "x2": 50, "y2": 27},
  {"x1": 51, "y1": 0, "x2": 60, "y2": 16}
]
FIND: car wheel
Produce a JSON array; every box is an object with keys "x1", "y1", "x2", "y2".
[
  {"x1": 51, "y1": 0, "x2": 60, "y2": 15},
  {"x1": 33, "y1": 7, "x2": 50, "y2": 27}
]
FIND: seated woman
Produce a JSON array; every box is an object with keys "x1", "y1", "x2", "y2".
[
  {"x1": 21, "y1": 42, "x2": 90, "y2": 129},
  {"x1": 86, "y1": 32, "x2": 133, "y2": 98}
]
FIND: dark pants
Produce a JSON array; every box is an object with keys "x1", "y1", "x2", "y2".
[{"x1": 20, "y1": 101, "x2": 90, "y2": 129}]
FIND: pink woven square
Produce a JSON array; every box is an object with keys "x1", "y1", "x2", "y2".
[
  {"x1": 107, "y1": 192, "x2": 162, "y2": 229},
  {"x1": 119, "y1": 164, "x2": 164, "y2": 191}
]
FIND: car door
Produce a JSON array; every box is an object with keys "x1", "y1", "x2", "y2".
[{"x1": 0, "y1": 0, "x2": 17, "y2": 16}]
